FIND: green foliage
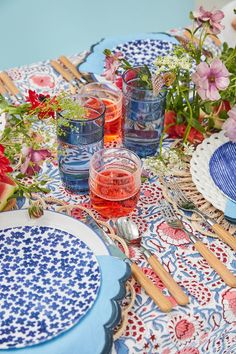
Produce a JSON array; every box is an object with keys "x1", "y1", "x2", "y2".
[{"x1": 220, "y1": 43, "x2": 236, "y2": 105}]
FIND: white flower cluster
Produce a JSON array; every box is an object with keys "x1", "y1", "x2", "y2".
[
  {"x1": 154, "y1": 55, "x2": 192, "y2": 75},
  {"x1": 144, "y1": 149, "x2": 186, "y2": 176},
  {"x1": 183, "y1": 142, "x2": 195, "y2": 156}
]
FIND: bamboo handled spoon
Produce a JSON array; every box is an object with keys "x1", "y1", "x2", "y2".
[
  {"x1": 114, "y1": 217, "x2": 189, "y2": 305},
  {"x1": 86, "y1": 215, "x2": 172, "y2": 312}
]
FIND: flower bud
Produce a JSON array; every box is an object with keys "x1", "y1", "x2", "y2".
[{"x1": 28, "y1": 204, "x2": 44, "y2": 219}]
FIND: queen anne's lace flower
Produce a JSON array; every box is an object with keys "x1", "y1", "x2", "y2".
[
  {"x1": 154, "y1": 55, "x2": 191, "y2": 75},
  {"x1": 144, "y1": 149, "x2": 186, "y2": 176}
]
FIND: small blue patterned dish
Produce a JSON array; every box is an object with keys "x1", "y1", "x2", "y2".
[
  {"x1": 209, "y1": 142, "x2": 236, "y2": 202},
  {"x1": 78, "y1": 33, "x2": 178, "y2": 75},
  {"x1": 0, "y1": 210, "x2": 104, "y2": 349},
  {"x1": 113, "y1": 38, "x2": 175, "y2": 68}
]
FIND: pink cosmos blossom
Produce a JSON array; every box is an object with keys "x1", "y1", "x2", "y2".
[
  {"x1": 21, "y1": 146, "x2": 51, "y2": 176},
  {"x1": 222, "y1": 105, "x2": 236, "y2": 142},
  {"x1": 193, "y1": 6, "x2": 225, "y2": 34},
  {"x1": 102, "y1": 51, "x2": 123, "y2": 82},
  {"x1": 192, "y1": 59, "x2": 229, "y2": 101}
]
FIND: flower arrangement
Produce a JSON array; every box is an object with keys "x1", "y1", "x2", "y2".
[
  {"x1": 0, "y1": 90, "x2": 87, "y2": 213},
  {"x1": 103, "y1": 6, "x2": 236, "y2": 145}
]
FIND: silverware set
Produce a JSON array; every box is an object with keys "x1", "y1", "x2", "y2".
[
  {"x1": 106, "y1": 181, "x2": 236, "y2": 313},
  {"x1": 0, "y1": 71, "x2": 24, "y2": 104},
  {"x1": 159, "y1": 199, "x2": 236, "y2": 288},
  {"x1": 50, "y1": 55, "x2": 94, "y2": 90},
  {"x1": 0, "y1": 55, "x2": 93, "y2": 106},
  {"x1": 162, "y1": 179, "x2": 236, "y2": 251}
]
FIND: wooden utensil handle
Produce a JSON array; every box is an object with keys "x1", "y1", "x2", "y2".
[
  {"x1": 194, "y1": 241, "x2": 236, "y2": 287},
  {"x1": 211, "y1": 223, "x2": 236, "y2": 252},
  {"x1": 0, "y1": 72, "x2": 19, "y2": 95},
  {"x1": 131, "y1": 263, "x2": 173, "y2": 312},
  {"x1": 148, "y1": 255, "x2": 189, "y2": 305},
  {"x1": 50, "y1": 60, "x2": 74, "y2": 82},
  {"x1": 0, "y1": 80, "x2": 7, "y2": 94},
  {"x1": 59, "y1": 56, "x2": 82, "y2": 80}
]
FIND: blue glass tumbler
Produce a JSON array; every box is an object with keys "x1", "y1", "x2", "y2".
[
  {"x1": 57, "y1": 95, "x2": 105, "y2": 193},
  {"x1": 122, "y1": 67, "x2": 166, "y2": 157}
]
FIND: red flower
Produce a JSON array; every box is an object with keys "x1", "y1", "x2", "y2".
[
  {"x1": 164, "y1": 111, "x2": 204, "y2": 143},
  {"x1": 26, "y1": 90, "x2": 56, "y2": 120},
  {"x1": 115, "y1": 76, "x2": 123, "y2": 90},
  {"x1": 0, "y1": 144, "x2": 13, "y2": 177}
]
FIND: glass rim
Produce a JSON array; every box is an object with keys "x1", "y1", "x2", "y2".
[
  {"x1": 57, "y1": 94, "x2": 106, "y2": 123},
  {"x1": 90, "y1": 147, "x2": 142, "y2": 180},
  {"x1": 122, "y1": 66, "x2": 166, "y2": 96},
  {"x1": 80, "y1": 81, "x2": 123, "y2": 105}
]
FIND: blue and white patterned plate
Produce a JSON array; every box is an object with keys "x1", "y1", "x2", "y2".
[
  {"x1": 113, "y1": 38, "x2": 175, "y2": 68},
  {"x1": 78, "y1": 33, "x2": 178, "y2": 74},
  {"x1": 209, "y1": 142, "x2": 236, "y2": 203},
  {"x1": 0, "y1": 210, "x2": 103, "y2": 349}
]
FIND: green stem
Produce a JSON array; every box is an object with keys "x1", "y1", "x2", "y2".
[
  {"x1": 182, "y1": 94, "x2": 193, "y2": 144},
  {"x1": 159, "y1": 132, "x2": 165, "y2": 158}
]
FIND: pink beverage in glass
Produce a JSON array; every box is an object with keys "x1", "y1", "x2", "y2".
[
  {"x1": 80, "y1": 82, "x2": 122, "y2": 143},
  {"x1": 89, "y1": 148, "x2": 141, "y2": 218}
]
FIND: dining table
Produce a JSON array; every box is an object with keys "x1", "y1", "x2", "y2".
[{"x1": 0, "y1": 32, "x2": 236, "y2": 354}]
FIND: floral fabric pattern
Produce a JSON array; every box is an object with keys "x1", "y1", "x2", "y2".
[{"x1": 5, "y1": 53, "x2": 236, "y2": 354}]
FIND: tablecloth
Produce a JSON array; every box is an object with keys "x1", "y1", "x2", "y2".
[{"x1": 4, "y1": 53, "x2": 236, "y2": 354}]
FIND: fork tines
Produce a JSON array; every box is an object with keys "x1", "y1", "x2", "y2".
[
  {"x1": 159, "y1": 199, "x2": 177, "y2": 222},
  {"x1": 161, "y1": 177, "x2": 190, "y2": 204}
]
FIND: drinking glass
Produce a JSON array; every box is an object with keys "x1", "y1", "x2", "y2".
[
  {"x1": 80, "y1": 82, "x2": 122, "y2": 143},
  {"x1": 122, "y1": 67, "x2": 166, "y2": 157},
  {"x1": 89, "y1": 148, "x2": 141, "y2": 218},
  {"x1": 57, "y1": 95, "x2": 105, "y2": 193}
]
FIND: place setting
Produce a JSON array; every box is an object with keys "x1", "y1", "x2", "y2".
[{"x1": 0, "y1": 4, "x2": 236, "y2": 354}]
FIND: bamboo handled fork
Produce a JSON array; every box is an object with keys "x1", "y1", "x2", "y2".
[
  {"x1": 161, "y1": 178, "x2": 236, "y2": 252},
  {"x1": 159, "y1": 199, "x2": 236, "y2": 288}
]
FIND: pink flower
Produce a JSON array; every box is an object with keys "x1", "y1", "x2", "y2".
[
  {"x1": 21, "y1": 146, "x2": 51, "y2": 176},
  {"x1": 102, "y1": 51, "x2": 123, "y2": 82},
  {"x1": 192, "y1": 59, "x2": 229, "y2": 101},
  {"x1": 222, "y1": 105, "x2": 236, "y2": 142},
  {"x1": 193, "y1": 6, "x2": 225, "y2": 34}
]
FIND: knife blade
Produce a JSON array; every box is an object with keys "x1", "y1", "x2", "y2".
[{"x1": 85, "y1": 215, "x2": 173, "y2": 312}]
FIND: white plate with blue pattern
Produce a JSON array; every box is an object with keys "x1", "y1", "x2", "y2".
[
  {"x1": 209, "y1": 141, "x2": 236, "y2": 203},
  {"x1": 112, "y1": 38, "x2": 175, "y2": 68},
  {"x1": 78, "y1": 33, "x2": 178, "y2": 75},
  {"x1": 0, "y1": 209, "x2": 109, "y2": 349},
  {"x1": 190, "y1": 131, "x2": 228, "y2": 212}
]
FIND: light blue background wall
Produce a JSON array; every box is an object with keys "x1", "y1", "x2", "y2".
[{"x1": 0, "y1": 0, "x2": 194, "y2": 70}]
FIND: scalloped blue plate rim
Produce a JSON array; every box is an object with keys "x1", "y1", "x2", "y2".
[{"x1": 0, "y1": 210, "x2": 131, "y2": 354}]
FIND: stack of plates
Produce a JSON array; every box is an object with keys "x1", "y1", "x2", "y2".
[
  {"x1": 190, "y1": 131, "x2": 236, "y2": 222},
  {"x1": 0, "y1": 210, "x2": 130, "y2": 354}
]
